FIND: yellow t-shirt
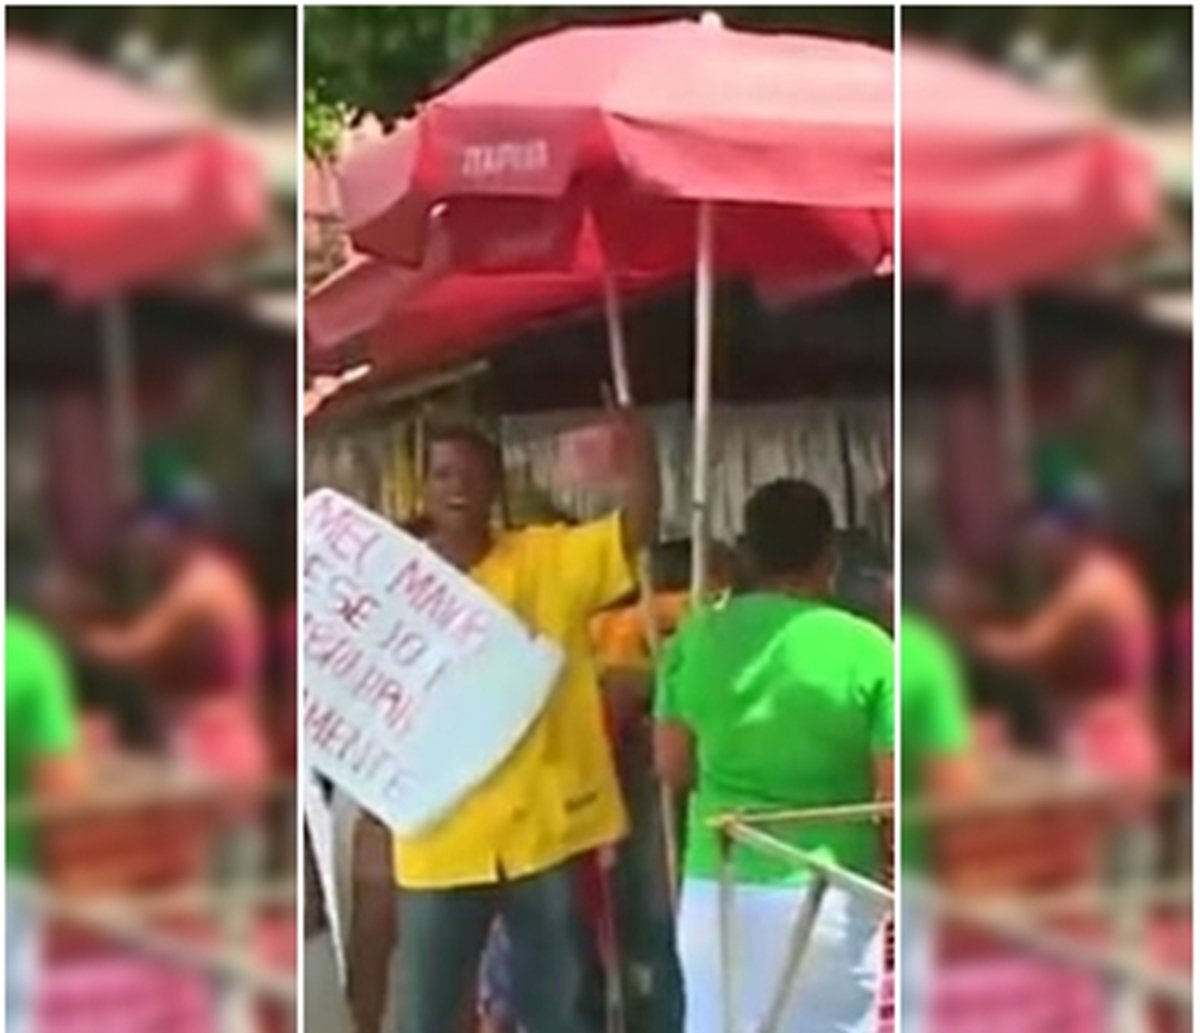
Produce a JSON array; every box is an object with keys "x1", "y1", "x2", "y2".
[{"x1": 393, "y1": 514, "x2": 634, "y2": 889}]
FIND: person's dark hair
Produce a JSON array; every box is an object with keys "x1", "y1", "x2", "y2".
[
  {"x1": 744, "y1": 479, "x2": 834, "y2": 579},
  {"x1": 423, "y1": 423, "x2": 502, "y2": 482}
]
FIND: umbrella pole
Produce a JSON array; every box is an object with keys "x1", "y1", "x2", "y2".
[
  {"x1": 690, "y1": 201, "x2": 715, "y2": 604},
  {"x1": 994, "y1": 297, "x2": 1030, "y2": 512},
  {"x1": 101, "y1": 296, "x2": 138, "y2": 506}
]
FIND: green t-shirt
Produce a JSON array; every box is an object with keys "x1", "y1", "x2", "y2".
[
  {"x1": 655, "y1": 593, "x2": 893, "y2": 887},
  {"x1": 6, "y1": 612, "x2": 79, "y2": 871},
  {"x1": 899, "y1": 613, "x2": 972, "y2": 872}
]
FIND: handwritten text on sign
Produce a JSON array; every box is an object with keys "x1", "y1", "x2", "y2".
[{"x1": 303, "y1": 489, "x2": 563, "y2": 834}]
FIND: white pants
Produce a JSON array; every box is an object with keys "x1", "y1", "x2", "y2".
[
  {"x1": 6, "y1": 896, "x2": 40, "y2": 1033},
  {"x1": 678, "y1": 877, "x2": 886, "y2": 1033},
  {"x1": 898, "y1": 891, "x2": 935, "y2": 1033}
]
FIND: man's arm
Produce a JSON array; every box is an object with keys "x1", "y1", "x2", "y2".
[
  {"x1": 23, "y1": 628, "x2": 86, "y2": 882},
  {"x1": 346, "y1": 813, "x2": 397, "y2": 1033},
  {"x1": 652, "y1": 621, "x2": 695, "y2": 792},
  {"x1": 973, "y1": 582, "x2": 1084, "y2": 669},
  {"x1": 614, "y1": 410, "x2": 661, "y2": 565},
  {"x1": 654, "y1": 721, "x2": 696, "y2": 794},
  {"x1": 82, "y1": 581, "x2": 194, "y2": 670}
]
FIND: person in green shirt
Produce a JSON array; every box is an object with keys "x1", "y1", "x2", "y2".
[
  {"x1": 654, "y1": 479, "x2": 893, "y2": 1033},
  {"x1": 898, "y1": 606, "x2": 976, "y2": 1033},
  {"x1": 7, "y1": 610, "x2": 84, "y2": 1033}
]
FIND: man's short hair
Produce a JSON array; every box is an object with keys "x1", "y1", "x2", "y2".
[
  {"x1": 744, "y1": 479, "x2": 835, "y2": 578},
  {"x1": 423, "y1": 423, "x2": 502, "y2": 480}
]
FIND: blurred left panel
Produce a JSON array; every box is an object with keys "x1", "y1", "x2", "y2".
[{"x1": 6, "y1": 7, "x2": 299, "y2": 1033}]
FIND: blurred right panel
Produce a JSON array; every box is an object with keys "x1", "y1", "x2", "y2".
[{"x1": 899, "y1": 8, "x2": 1191, "y2": 1033}]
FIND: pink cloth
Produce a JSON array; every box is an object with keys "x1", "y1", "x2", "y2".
[
  {"x1": 39, "y1": 916, "x2": 295, "y2": 1033},
  {"x1": 875, "y1": 914, "x2": 1190, "y2": 1033},
  {"x1": 1170, "y1": 601, "x2": 1191, "y2": 773},
  {"x1": 172, "y1": 698, "x2": 268, "y2": 784},
  {"x1": 162, "y1": 549, "x2": 267, "y2": 784}
]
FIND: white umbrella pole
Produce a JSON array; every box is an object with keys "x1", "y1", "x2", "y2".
[
  {"x1": 101, "y1": 296, "x2": 138, "y2": 504},
  {"x1": 603, "y1": 270, "x2": 634, "y2": 406},
  {"x1": 994, "y1": 297, "x2": 1030, "y2": 511},
  {"x1": 690, "y1": 201, "x2": 715, "y2": 604}
]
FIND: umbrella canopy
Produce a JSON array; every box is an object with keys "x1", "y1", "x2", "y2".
[
  {"x1": 306, "y1": 223, "x2": 676, "y2": 379},
  {"x1": 338, "y1": 20, "x2": 893, "y2": 279},
  {"x1": 7, "y1": 40, "x2": 266, "y2": 298},
  {"x1": 902, "y1": 42, "x2": 1159, "y2": 296}
]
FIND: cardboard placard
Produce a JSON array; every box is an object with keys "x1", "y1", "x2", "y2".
[{"x1": 302, "y1": 489, "x2": 562, "y2": 834}]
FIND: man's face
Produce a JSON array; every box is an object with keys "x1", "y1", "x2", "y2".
[{"x1": 423, "y1": 440, "x2": 497, "y2": 536}]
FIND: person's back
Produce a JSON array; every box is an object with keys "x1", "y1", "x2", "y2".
[
  {"x1": 897, "y1": 611, "x2": 975, "y2": 1033},
  {"x1": 6, "y1": 611, "x2": 83, "y2": 1033},
  {"x1": 655, "y1": 479, "x2": 891, "y2": 1033},
  {"x1": 6, "y1": 611, "x2": 81, "y2": 871},
  {"x1": 662, "y1": 593, "x2": 890, "y2": 884}
]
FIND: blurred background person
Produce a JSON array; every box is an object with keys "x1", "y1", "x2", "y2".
[
  {"x1": 6, "y1": 8, "x2": 296, "y2": 1030},
  {"x1": 587, "y1": 540, "x2": 735, "y2": 1033},
  {"x1": 655, "y1": 480, "x2": 893, "y2": 1033},
  {"x1": 82, "y1": 496, "x2": 268, "y2": 787},
  {"x1": 972, "y1": 488, "x2": 1160, "y2": 786},
  {"x1": 900, "y1": 7, "x2": 1189, "y2": 1030}
]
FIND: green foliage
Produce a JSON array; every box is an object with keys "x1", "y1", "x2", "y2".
[
  {"x1": 906, "y1": 7, "x2": 1190, "y2": 114},
  {"x1": 304, "y1": 85, "x2": 344, "y2": 161},
  {"x1": 303, "y1": 5, "x2": 1190, "y2": 157},
  {"x1": 303, "y1": 6, "x2": 894, "y2": 156},
  {"x1": 7, "y1": 6, "x2": 295, "y2": 116}
]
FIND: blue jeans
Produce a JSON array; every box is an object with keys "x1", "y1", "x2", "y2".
[
  {"x1": 6, "y1": 894, "x2": 39, "y2": 1033},
  {"x1": 396, "y1": 859, "x2": 599, "y2": 1033}
]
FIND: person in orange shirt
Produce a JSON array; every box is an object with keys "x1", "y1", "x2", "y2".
[{"x1": 586, "y1": 542, "x2": 733, "y2": 1033}]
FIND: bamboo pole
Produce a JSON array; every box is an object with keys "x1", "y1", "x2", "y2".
[
  {"x1": 910, "y1": 881, "x2": 1191, "y2": 1009},
  {"x1": 102, "y1": 296, "x2": 138, "y2": 506},
  {"x1": 7, "y1": 771, "x2": 293, "y2": 824},
  {"x1": 994, "y1": 297, "x2": 1031, "y2": 511},
  {"x1": 9, "y1": 877, "x2": 296, "y2": 1008},
  {"x1": 710, "y1": 772, "x2": 1186, "y2": 835},
  {"x1": 756, "y1": 876, "x2": 830, "y2": 1033},
  {"x1": 718, "y1": 828, "x2": 736, "y2": 1033},
  {"x1": 601, "y1": 267, "x2": 681, "y2": 920}
]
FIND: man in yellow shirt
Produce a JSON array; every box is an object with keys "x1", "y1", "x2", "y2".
[{"x1": 349, "y1": 416, "x2": 659, "y2": 1033}]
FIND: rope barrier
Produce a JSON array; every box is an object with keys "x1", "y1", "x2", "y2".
[
  {"x1": 711, "y1": 771, "x2": 1188, "y2": 835},
  {"x1": 722, "y1": 820, "x2": 894, "y2": 909},
  {"x1": 710, "y1": 772, "x2": 1191, "y2": 1033},
  {"x1": 7, "y1": 770, "x2": 293, "y2": 824}
]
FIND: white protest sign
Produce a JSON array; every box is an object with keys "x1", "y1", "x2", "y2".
[{"x1": 302, "y1": 489, "x2": 563, "y2": 835}]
